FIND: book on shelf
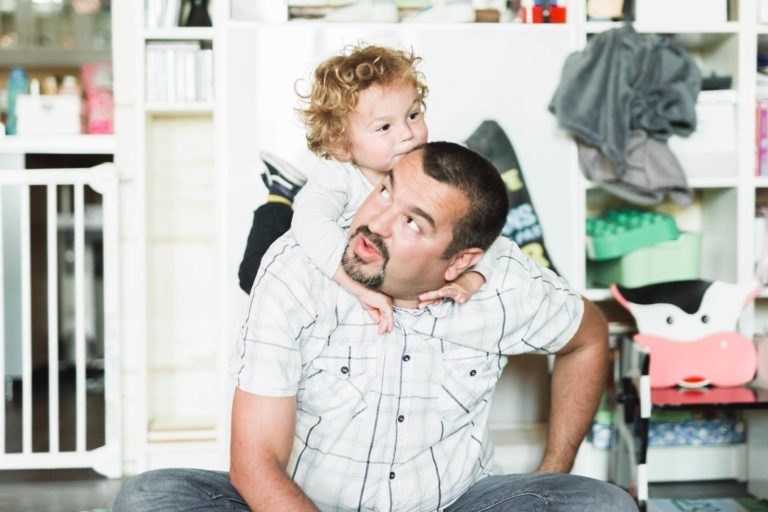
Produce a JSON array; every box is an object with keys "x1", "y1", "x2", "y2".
[
  {"x1": 145, "y1": 41, "x2": 214, "y2": 105},
  {"x1": 757, "y1": 97, "x2": 768, "y2": 176},
  {"x1": 145, "y1": 0, "x2": 182, "y2": 28}
]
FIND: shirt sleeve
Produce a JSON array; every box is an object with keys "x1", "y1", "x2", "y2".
[
  {"x1": 229, "y1": 233, "x2": 320, "y2": 396},
  {"x1": 291, "y1": 161, "x2": 354, "y2": 278},
  {"x1": 468, "y1": 236, "x2": 506, "y2": 282},
  {"x1": 420, "y1": 237, "x2": 583, "y2": 355}
]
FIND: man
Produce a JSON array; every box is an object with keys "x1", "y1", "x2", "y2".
[{"x1": 114, "y1": 142, "x2": 637, "y2": 511}]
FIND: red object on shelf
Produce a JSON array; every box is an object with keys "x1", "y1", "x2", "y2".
[{"x1": 522, "y1": 5, "x2": 567, "y2": 23}]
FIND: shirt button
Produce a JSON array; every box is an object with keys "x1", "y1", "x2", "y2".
[
  {"x1": 402, "y1": 355, "x2": 410, "y2": 362},
  {"x1": 469, "y1": 369, "x2": 477, "y2": 377},
  {"x1": 341, "y1": 366, "x2": 349, "y2": 375},
  {"x1": 389, "y1": 472, "x2": 396, "y2": 479},
  {"x1": 397, "y1": 415, "x2": 405, "y2": 422}
]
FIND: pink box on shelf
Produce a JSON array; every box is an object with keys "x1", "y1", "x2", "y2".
[{"x1": 81, "y1": 62, "x2": 114, "y2": 135}]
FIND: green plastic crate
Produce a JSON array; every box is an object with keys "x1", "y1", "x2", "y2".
[
  {"x1": 587, "y1": 232, "x2": 702, "y2": 288},
  {"x1": 586, "y1": 209, "x2": 680, "y2": 261}
]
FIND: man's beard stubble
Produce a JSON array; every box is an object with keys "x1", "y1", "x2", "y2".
[{"x1": 341, "y1": 226, "x2": 389, "y2": 291}]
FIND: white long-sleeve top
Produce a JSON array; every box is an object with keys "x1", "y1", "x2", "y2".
[{"x1": 291, "y1": 159, "x2": 377, "y2": 278}]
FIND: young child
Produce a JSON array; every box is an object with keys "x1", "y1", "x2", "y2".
[{"x1": 238, "y1": 44, "x2": 489, "y2": 332}]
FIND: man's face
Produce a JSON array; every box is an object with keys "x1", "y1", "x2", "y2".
[{"x1": 342, "y1": 150, "x2": 469, "y2": 306}]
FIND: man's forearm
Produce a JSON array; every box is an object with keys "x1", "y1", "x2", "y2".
[
  {"x1": 230, "y1": 463, "x2": 318, "y2": 512},
  {"x1": 230, "y1": 390, "x2": 319, "y2": 511},
  {"x1": 538, "y1": 299, "x2": 608, "y2": 473}
]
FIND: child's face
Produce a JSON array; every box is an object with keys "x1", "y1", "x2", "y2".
[{"x1": 344, "y1": 80, "x2": 428, "y2": 177}]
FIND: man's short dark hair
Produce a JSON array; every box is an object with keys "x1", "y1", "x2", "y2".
[{"x1": 419, "y1": 141, "x2": 509, "y2": 258}]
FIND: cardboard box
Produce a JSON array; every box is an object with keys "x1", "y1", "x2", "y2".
[{"x1": 15, "y1": 95, "x2": 81, "y2": 136}]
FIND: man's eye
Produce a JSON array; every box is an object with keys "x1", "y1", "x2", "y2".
[
  {"x1": 405, "y1": 217, "x2": 420, "y2": 233},
  {"x1": 379, "y1": 185, "x2": 390, "y2": 199}
]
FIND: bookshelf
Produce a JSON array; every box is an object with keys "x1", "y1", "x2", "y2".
[{"x1": 125, "y1": 0, "x2": 225, "y2": 472}]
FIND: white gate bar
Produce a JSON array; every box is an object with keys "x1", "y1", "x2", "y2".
[
  {"x1": 99, "y1": 164, "x2": 122, "y2": 478},
  {"x1": 74, "y1": 183, "x2": 86, "y2": 453},
  {"x1": 0, "y1": 190, "x2": 5, "y2": 455},
  {"x1": 47, "y1": 184, "x2": 60, "y2": 454},
  {"x1": 20, "y1": 184, "x2": 32, "y2": 455},
  {"x1": 0, "y1": 164, "x2": 120, "y2": 475}
]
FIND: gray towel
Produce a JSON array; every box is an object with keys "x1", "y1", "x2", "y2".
[
  {"x1": 578, "y1": 130, "x2": 693, "y2": 206},
  {"x1": 550, "y1": 24, "x2": 701, "y2": 176}
]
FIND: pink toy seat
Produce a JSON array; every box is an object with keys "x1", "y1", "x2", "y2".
[{"x1": 634, "y1": 332, "x2": 757, "y2": 388}]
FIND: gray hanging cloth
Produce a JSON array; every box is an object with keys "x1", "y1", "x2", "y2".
[{"x1": 549, "y1": 24, "x2": 701, "y2": 205}]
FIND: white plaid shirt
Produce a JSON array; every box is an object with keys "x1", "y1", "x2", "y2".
[{"x1": 231, "y1": 234, "x2": 583, "y2": 512}]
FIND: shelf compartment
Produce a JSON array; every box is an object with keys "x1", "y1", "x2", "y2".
[{"x1": 586, "y1": 187, "x2": 739, "y2": 287}]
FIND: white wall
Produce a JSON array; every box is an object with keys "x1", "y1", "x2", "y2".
[{"x1": 222, "y1": 23, "x2": 578, "y2": 426}]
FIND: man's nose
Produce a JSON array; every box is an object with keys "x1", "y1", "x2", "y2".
[{"x1": 368, "y1": 207, "x2": 396, "y2": 238}]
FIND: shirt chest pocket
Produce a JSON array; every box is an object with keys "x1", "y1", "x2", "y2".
[
  {"x1": 300, "y1": 345, "x2": 379, "y2": 419},
  {"x1": 439, "y1": 346, "x2": 502, "y2": 421}
]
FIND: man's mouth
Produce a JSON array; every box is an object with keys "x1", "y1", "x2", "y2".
[
  {"x1": 351, "y1": 226, "x2": 389, "y2": 263},
  {"x1": 355, "y1": 234, "x2": 381, "y2": 261}
]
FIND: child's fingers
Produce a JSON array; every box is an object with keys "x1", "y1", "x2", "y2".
[
  {"x1": 380, "y1": 311, "x2": 392, "y2": 333},
  {"x1": 418, "y1": 289, "x2": 448, "y2": 301}
]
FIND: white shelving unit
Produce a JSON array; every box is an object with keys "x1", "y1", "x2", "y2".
[
  {"x1": 124, "y1": 0, "x2": 227, "y2": 473},
  {"x1": 120, "y1": 0, "x2": 768, "y2": 489}
]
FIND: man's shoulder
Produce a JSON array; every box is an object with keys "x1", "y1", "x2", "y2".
[{"x1": 257, "y1": 231, "x2": 327, "y2": 287}]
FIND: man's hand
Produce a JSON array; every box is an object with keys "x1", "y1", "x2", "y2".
[{"x1": 417, "y1": 270, "x2": 485, "y2": 309}]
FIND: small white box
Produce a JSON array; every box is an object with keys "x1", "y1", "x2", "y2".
[
  {"x1": 15, "y1": 94, "x2": 81, "y2": 136},
  {"x1": 669, "y1": 90, "x2": 737, "y2": 177},
  {"x1": 635, "y1": 0, "x2": 727, "y2": 25}
]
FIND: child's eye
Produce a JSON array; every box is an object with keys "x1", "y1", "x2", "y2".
[
  {"x1": 377, "y1": 123, "x2": 391, "y2": 132},
  {"x1": 409, "y1": 111, "x2": 421, "y2": 121}
]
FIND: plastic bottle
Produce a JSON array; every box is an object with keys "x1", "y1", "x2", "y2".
[{"x1": 5, "y1": 66, "x2": 27, "y2": 135}]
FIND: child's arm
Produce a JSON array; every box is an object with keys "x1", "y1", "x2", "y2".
[
  {"x1": 333, "y1": 266, "x2": 394, "y2": 334},
  {"x1": 292, "y1": 162, "x2": 394, "y2": 332},
  {"x1": 418, "y1": 270, "x2": 485, "y2": 309},
  {"x1": 417, "y1": 237, "x2": 506, "y2": 308}
]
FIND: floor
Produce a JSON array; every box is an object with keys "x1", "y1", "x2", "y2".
[
  {"x1": 0, "y1": 468, "x2": 124, "y2": 512},
  {"x1": 2, "y1": 366, "x2": 124, "y2": 512}
]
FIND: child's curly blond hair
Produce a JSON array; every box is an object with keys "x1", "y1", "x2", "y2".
[{"x1": 297, "y1": 43, "x2": 429, "y2": 160}]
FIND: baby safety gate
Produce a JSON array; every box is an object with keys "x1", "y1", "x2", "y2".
[{"x1": 0, "y1": 163, "x2": 120, "y2": 477}]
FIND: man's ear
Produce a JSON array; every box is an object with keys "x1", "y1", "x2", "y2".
[{"x1": 445, "y1": 248, "x2": 484, "y2": 282}]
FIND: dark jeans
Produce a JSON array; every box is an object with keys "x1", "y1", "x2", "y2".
[
  {"x1": 238, "y1": 202, "x2": 293, "y2": 293},
  {"x1": 113, "y1": 468, "x2": 639, "y2": 511}
]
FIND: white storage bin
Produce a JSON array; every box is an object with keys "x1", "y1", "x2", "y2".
[
  {"x1": 15, "y1": 94, "x2": 82, "y2": 136},
  {"x1": 635, "y1": 0, "x2": 728, "y2": 25},
  {"x1": 668, "y1": 89, "x2": 737, "y2": 177}
]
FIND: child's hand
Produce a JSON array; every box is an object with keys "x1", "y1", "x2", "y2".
[
  {"x1": 334, "y1": 265, "x2": 394, "y2": 334},
  {"x1": 418, "y1": 271, "x2": 485, "y2": 309},
  {"x1": 358, "y1": 289, "x2": 394, "y2": 334}
]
